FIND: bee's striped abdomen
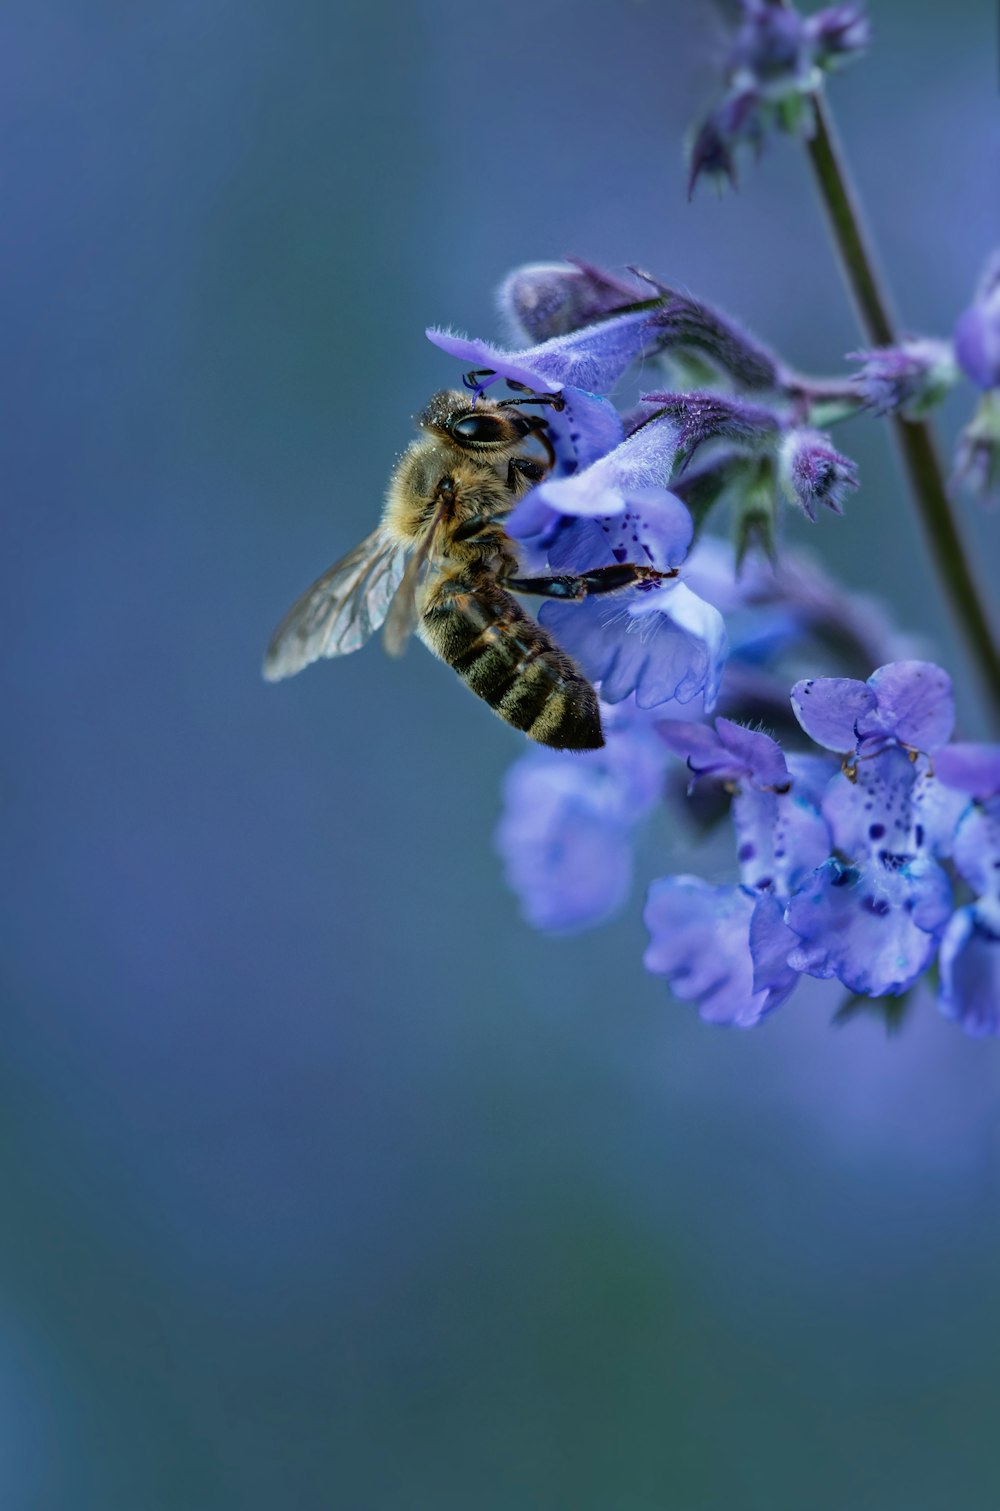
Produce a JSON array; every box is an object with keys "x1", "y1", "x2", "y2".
[{"x1": 421, "y1": 575, "x2": 603, "y2": 750}]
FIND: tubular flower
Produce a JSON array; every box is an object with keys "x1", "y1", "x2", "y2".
[{"x1": 849, "y1": 339, "x2": 958, "y2": 419}]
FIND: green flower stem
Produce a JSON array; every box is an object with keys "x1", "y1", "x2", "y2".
[{"x1": 805, "y1": 87, "x2": 1000, "y2": 721}]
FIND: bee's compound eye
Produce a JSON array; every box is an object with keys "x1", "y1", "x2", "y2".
[{"x1": 449, "y1": 413, "x2": 508, "y2": 445}]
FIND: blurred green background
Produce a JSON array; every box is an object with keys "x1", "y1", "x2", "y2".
[{"x1": 3, "y1": 1, "x2": 1000, "y2": 1506}]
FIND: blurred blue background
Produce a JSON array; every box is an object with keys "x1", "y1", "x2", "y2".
[{"x1": 3, "y1": 1, "x2": 1000, "y2": 1506}]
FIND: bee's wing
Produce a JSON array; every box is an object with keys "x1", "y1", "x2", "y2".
[
  {"x1": 381, "y1": 508, "x2": 448, "y2": 659},
  {"x1": 263, "y1": 528, "x2": 407, "y2": 682}
]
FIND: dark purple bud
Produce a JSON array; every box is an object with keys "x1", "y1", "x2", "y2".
[
  {"x1": 629, "y1": 271, "x2": 781, "y2": 391},
  {"x1": 954, "y1": 251, "x2": 1000, "y2": 391},
  {"x1": 636, "y1": 391, "x2": 782, "y2": 466},
  {"x1": 779, "y1": 427, "x2": 858, "y2": 521},
  {"x1": 806, "y1": 4, "x2": 871, "y2": 69},
  {"x1": 687, "y1": 89, "x2": 761, "y2": 198},
  {"x1": 498, "y1": 260, "x2": 645, "y2": 345},
  {"x1": 850, "y1": 339, "x2": 957, "y2": 418}
]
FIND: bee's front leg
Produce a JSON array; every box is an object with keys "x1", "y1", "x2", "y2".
[
  {"x1": 505, "y1": 455, "x2": 546, "y2": 493},
  {"x1": 504, "y1": 563, "x2": 679, "y2": 599}
]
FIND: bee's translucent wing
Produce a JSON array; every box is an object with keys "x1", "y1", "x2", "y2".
[
  {"x1": 381, "y1": 508, "x2": 448, "y2": 659},
  {"x1": 263, "y1": 528, "x2": 407, "y2": 681}
]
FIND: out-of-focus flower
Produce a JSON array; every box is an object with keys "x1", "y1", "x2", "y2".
[
  {"x1": 805, "y1": 3, "x2": 871, "y2": 68},
  {"x1": 644, "y1": 878, "x2": 795, "y2": 1027},
  {"x1": 790, "y1": 660, "x2": 955, "y2": 758},
  {"x1": 496, "y1": 705, "x2": 670, "y2": 933},
  {"x1": 953, "y1": 390, "x2": 1000, "y2": 505},
  {"x1": 688, "y1": 1, "x2": 869, "y2": 197},
  {"x1": 954, "y1": 251, "x2": 1000, "y2": 391},
  {"x1": 935, "y1": 745, "x2": 1000, "y2": 1035},
  {"x1": 850, "y1": 338, "x2": 958, "y2": 419},
  {"x1": 779, "y1": 427, "x2": 858, "y2": 520}
]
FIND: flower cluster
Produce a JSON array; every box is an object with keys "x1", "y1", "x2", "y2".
[
  {"x1": 684, "y1": 2, "x2": 998, "y2": 506},
  {"x1": 688, "y1": 0, "x2": 870, "y2": 196},
  {"x1": 417, "y1": 0, "x2": 999, "y2": 1038},
  {"x1": 424, "y1": 246, "x2": 999, "y2": 1035}
]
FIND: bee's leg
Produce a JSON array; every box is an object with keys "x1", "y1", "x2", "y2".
[
  {"x1": 504, "y1": 563, "x2": 679, "y2": 599},
  {"x1": 495, "y1": 389, "x2": 566, "y2": 412},
  {"x1": 505, "y1": 455, "x2": 546, "y2": 493}
]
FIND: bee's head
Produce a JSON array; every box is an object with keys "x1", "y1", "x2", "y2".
[{"x1": 418, "y1": 390, "x2": 534, "y2": 455}]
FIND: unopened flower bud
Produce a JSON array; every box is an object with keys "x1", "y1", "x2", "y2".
[
  {"x1": 779, "y1": 428, "x2": 858, "y2": 521},
  {"x1": 954, "y1": 252, "x2": 1000, "y2": 391},
  {"x1": 850, "y1": 338, "x2": 957, "y2": 419}
]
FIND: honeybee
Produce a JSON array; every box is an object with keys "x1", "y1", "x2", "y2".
[{"x1": 263, "y1": 384, "x2": 673, "y2": 749}]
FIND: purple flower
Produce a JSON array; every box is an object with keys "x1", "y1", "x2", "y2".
[
  {"x1": 954, "y1": 251, "x2": 1000, "y2": 391},
  {"x1": 934, "y1": 767, "x2": 1000, "y2": 1034},
  {"x1": 540, "y1": 579, "x2": 728, "y2": 712},
  {"x1": 497, "y1": 260, "x2": 645, "y2": 345},
  {"x1": 647, "y1": 717, "x2": 832, "y2": 1023},
  {"x1": 936, "y1": 743, "x2": 1000, "y2": 802},
  {"x1": 505, "y1": 419, "x2": 729, "y2": 712},
  {"x1": 938, "y1": 902, "x2": 1000, "y2": 1037},
  {"x1": 512, "y1": 413, "x2": 683, "y2": 526},
  {"x1": 791, "y1": 660, "x2": 955, "y2": 758},
  {"x1": 644, "y1": 879, "x2": 796, "y2": 1026},
  {"x1": 850, "y1": 339, "x2": 957, "y2": 418},
  {"x1": 786, "y1": 851, "x2": 952, "y2": 998},
  {"x1": 730, "y1": 1, "x2": 813, "y2": 98},
  {"x1": 655, "y1": 716, "x2": 790, "y2": 792},
  {"x1": 785, "y1": 726, "x2": 954, "y2": 998},
  {"x1": 495, "y1": 708, "x2": 670, "y2": 933},
  {"x1": 779, "y1": 427, "x2": 858, "y2": 520},
  {"x1": 805, "y1": 4, "x2": 870, "y2": 68},
  {"x1": 687, "y1": 91, "x2": 760, "y2": 197}
]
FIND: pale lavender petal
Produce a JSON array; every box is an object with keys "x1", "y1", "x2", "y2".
[
  {"x1": 643, "y1": 878, "x2": 770, "y2": 1027},
  {"x1": 715, "y1": 718, "x2": 789, "y2": 790},
  {"x1": 860, "y1": 661, "x2": 955, "y2": 750},
  {"x1": 535, "y1": 416, "x2": 682, "y2": 519},
  {"x1": 786, "y1": 856, "x2": 951, "y2": 997},
  {"x1": 495, "y1": 753, "x2": 633, "y2": 933},
  {"x1": 748, "y1": 893, "x2": 800, "y2": 1008},
  {"x1": 791, "y1": 675, "x2": 875, "y2": 751},
  {"x1": 541, "y1": 581, "x2": 727, "y2": 710},
  {"x1": 428, "y1": 308, "x2": 670, "y2": 397},
  {"x1": 938, "y1": 902, "x2": 1000, "y2": 1036},
  {"x1": 544, "y1": 490, "x2": 692, "y2": 575},
  {"x1": 425, "y1": 329, "x2": 560, "y2": 392},
  {"x1": 935, "y1": 743, "x2": 1000, "y2": 801},
  {"x1": 951, "y1": 798, "x2": 1000, "y2": 897}
]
